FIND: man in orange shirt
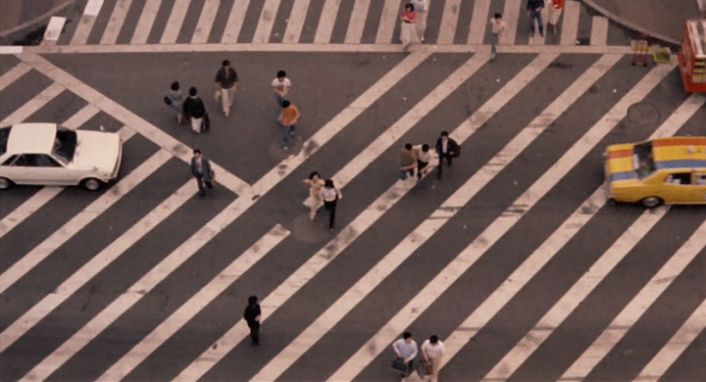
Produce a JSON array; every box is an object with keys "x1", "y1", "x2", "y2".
[{"x1": 278, "y1": 100, "x2": 300, "y2": 150}]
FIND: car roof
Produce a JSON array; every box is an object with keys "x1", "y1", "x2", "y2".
[
  {"x1": 652, "y1": 137, "x2": 706, "y2": 170},
  {"x1": 6, "y1": 123, "x2": 57, "y2": 155}
]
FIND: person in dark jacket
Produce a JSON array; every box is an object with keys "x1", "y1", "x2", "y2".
[
  {"x1": 435, "y1": 131, "x2": 459, "y2": 179},
  {"x1": 527, "y1": 0, "x2": 545, "y2": 37},
  {"x1": 182, "y1": 87, "x2": 207, "y2": 133},
  {"x1": 243, "y1": 295, "x2": 261, "y2": 345},
  {"x1": 190, "y1": 149, "x2": 213, "y2": 197}
]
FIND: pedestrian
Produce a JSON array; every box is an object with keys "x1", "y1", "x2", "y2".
[
  {"x1": 413, "y1": 144, "x2": 432, "y2": 180},
  {"x1": 272, "y1": 70, "x2": 291, "y2": 106},
  {"x1": 278, "y1": 100, "x2": 300, "y2": 150},
  {"x1": 435, "y1": 131, "x2": 459, "y2": 179},
  {"x1": 392, "y1": 332, "x2": 418, "y2": 378},
  {"x1": 303, "y1": 171, "x2": 325, "y2": 220},
  {"x1": 243, "y1": 295, "x2": 261, "y2": 345},
  {"x1": 319, "y1": 179, "x2": 342, "y2": 231},
  {"x1": 411, "y1": 0, "x2": 427, "y2": 42},
  {"x1": 164, "y1": 81, "x2": 184, "y2": 125},
  {"x1": 527, "y1": 0, "x2": 545, "y2": 37},
  {"x1": 399, "y1": 143, "x2": 417, "y2": 180},
  {"x1": 546, "y1": 0, "x2": 564, "y2": 34},
  {"x1": 190, "y1": 149, "x2": 214, "y2": 197},
  {"x1": 182, "y1": 87, "x2": 207, "y2": 134},
  {"x1": 399, "y1": 3, "x2": 419, "y2": 51},
  {"x1": 421, "y1": 335, "x2": 445, "y2": 382},
  {"x1": 489, "y1": 13, "x2": 507, "y2": 60},
  {"x1": 214, "y1": 59, "x2": 239, "y2": 117}
]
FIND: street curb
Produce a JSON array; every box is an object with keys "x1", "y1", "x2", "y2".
[
  {"x1": 581, "y1": 0, "x2": 680, "y2": 46},
  {"x1": 0, "y1": 0, "x2": 77, "y2": 40}
]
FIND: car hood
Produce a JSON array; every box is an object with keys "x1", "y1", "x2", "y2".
[
  {"x1": 71, "y1": 131, "x2": 121, "y2": 173},
  {"x1": 604, "y1": 143, "x2": 638, "y2": 183}
]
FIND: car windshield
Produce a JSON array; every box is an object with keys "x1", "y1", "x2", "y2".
[
  {"x1": 53, "y1": 127, "x2": 77, "y2": 162},
  {"x1": 634, "y1": 141, "x2": 655, "y2": 179},
  {"x1": 0, "y1": 126, "x2": 9, "y2": 155}
]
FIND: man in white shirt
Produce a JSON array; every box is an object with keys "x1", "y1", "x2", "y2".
[
  {"x1": 272, "y1": 70, "x2": 292, "y2": 106},
  {"x1": 421, "y1": 335, "x2": 445, "y2": 382},
  {"x1": 411, "y1": 0, "x2": 428, "y2": 42},
  {"x1": 392, "y1": 332, "x2": 418, "y2": 378},
  {"x1": 413, "y1": 144, "x2": 433, "y2": 180}
]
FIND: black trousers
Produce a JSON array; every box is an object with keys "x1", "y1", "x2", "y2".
[
  {"x1": 324, "y1": 200, "x2": 337, "y2": 229},
  {"x1": 437, "y1": 153, "x2": 453, "y2": 178},
  {"x1": 247, "y1": 320, "x2": 260, "y2": 344},
  {"x1": 195, "y1": 175, "x2": 213, "y2": 194}
]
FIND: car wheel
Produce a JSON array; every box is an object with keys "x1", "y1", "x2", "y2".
[
  {"x1": 0, "y1": 177, "x2": 13, "y2": 190},
  {"x1": 82, "y1": 178, "x2": 102, "y2": 191},
  {"x1": 640, "y1": 196, "x2": 663, "y2": 208}
]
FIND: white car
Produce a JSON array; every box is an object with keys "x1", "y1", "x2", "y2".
[{"x1": 0, "y1": 123, "x2": 122, "y2": 190}]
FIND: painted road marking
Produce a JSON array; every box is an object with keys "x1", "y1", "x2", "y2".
[
  {"x1": 329, "y1": 61, "x2": 676, "y2": 381},
  {"x1": 61, "y1": 104, "x2": 101, "y2": 129},
  {"x1": 635, "y1": 296, "x2": 706, "y2": 381},
  {"x1": 485, "y1": 208, "x2": 668, "y2": 380},
  {"x1": 43, "y1": 16, "x2": 67, "y2": 44},
  {"x1": 561, "y1": 0, "x2": 581, "y2": 46},
  {"x1": 173, "y1": 52, "x2": 482, "y2": 382},
  {"x1": 468, "y1": 0, "x2": 491, "y2": 44},
  {"x1": 0, "y1": 82, "x2": 64, "y2": 126},
  {"x1": 191, "y1": 0, "x2": 220, "y2": 44},
  {"x1": 70, "y1": 0, "x2": 105, "y2": 45},
  {"x1": 100, "y1": 0, "x2": 133, "y2": 45},
  {"x1": 252, "y1": 0, "x2": 281, "y2": 44},
  {"x1": 97, "y1": 225, "x2": 290, "y2": 381},
  {"x1": 160, "y1": 0, "x2": 190, "y2": 44},
  {"x1": 0, "y1": 179, "x2": 196, "y2": 352},
  {"x1": 84, "y1": 0, "x2": 104, "y2": 16},
  {"x1": 130, "y1": 0, "x2": 162, "y2": 44},
  {"x1": 0, "y1": 149, "x2": 172, "y2": 296},
  {"x1": 344, "y1": 0, "x2": 371, "y2": 43},
  {"x1": 314, "y1": 0, "x2": 341, "y2": 43},
  {"x1": 221, "y1": 0, "x2": 250, "y2": 43},
  {"x1": 503, "y1": 0, "x2": 522, "y2": 46},
  {"x1": 591, "y1": 16, "x2": 609, "y2": 46},
  {"x1": 20, "y1": 53, "x2": 251, "y2": 196},
  {"x1": 376, "y1": 0, "x2": 400, "y2": 44},
  {"x1": 438, "y1": 0, "x2": 462, "y2": 44},
  {"x1": 0, "y1": 62, "x2": 31, "y2": 92},
  {"x1": 254, "y1": 53, "x2": 573, "y2": 382},
  {"x1": 440, "y1": 92, "x2": 706, "y2": 377},
  {"x1": 559, "y1": 217, "x2": 706, "y2": 381},
  {"x1": 282, "y1": 0, "x2": 310, "y2": 43},
  {"x1": 22, "y1": 53, "x2": 428, "y2": 382}
]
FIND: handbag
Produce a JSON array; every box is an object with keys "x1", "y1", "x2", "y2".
[
  {"x1": 391, "y1": 357, "x2": 408, "y2": 374},
  {"x1": 203, "y1": 113, "x2": 211, "y2": 131}
]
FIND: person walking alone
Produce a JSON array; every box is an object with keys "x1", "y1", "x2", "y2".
[
  {"x1": 527, "y1": 0, "x2": 545, "y2": 37},
  {"x1": 303, "y1": 171, "x2": 325, "y2": 220},
  {"x1": 421, "y1": 335, "x2": 445, "y2": 382},
  {"x1": 214, "y1": 59, "x2": 239, "y2": 117},
  {"x1": 190, "y1": 149, "x2": 214, "y2": 197},
  {"x1": 243, "y1": 295, "x2": 261, "y2": 345},
  {"x1": 546, "y1": 0, "x2": 564, "y2": 34},
  {"x1": 164, "y1": 81, "x2": 184, "y2": 125},
  {"x1": 399, "y1": 3, "x2": 419, "y2": 51},
  {"x1": 183, "y1": 87, "x2": 207, "y2": 134},
  {"x1": 489, "y1": 13, "x2": 507, "y2": 60},
  {"x1": 278, "y1": 100, "x2": 300, "y2": 150},
  {"x1": 392, "y1": 332, "x2": 418, "y2": 378},
  {"x1": 319, "y1": 179, "x2": 342, "y2": 231},
  {"x1": 272, "y1": 70, "x2": 291, "y2": 106},
  {"x1": 435, "y1": 131, "x2": 459, "y2": 179},
  {"x1": 411, "y1": 0, "x2": 427, "y2": 42}
]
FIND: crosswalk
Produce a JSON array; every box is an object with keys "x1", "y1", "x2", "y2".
[
  {"x1": 41, "y1": 0, "x2": 623, "y2": 48},
  {"x1": 1, "y1": 47, "x2": 706, "y2": 381}
]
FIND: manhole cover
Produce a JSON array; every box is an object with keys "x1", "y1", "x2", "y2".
[{"x1": 626, "y1": 102, "x2": 661, "y2": 125}]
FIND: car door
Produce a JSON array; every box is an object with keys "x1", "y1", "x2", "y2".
[
  {"x1": 692, "y1": 171, "x2": 706, "y2": 204},
  {"x1": 660, "y1": 171, "x2": 694, "y2": 204},
  {"x1": 4, "y1": 153, "x2": 68, "y2": 185}
]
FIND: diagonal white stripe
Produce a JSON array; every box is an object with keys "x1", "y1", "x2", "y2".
[
  {"x1": 376, "y1": 0, "x2": 401, "y2": 43},
  {"x1": 0, "y1": 149, "x2": 172, "y2": 297},
  {"x1": 314, "y1": 0, "x2": 341, "y2": 43},
  {"x1": 502, "y1": 0, "x2": 522, "y2": 45},
  {"x1": 560, "y1": 0, "x2": 581, "y2": 46},
  {"x1": 221, "y1": 0, "x2": 250, "y2": 43},
  {"x1": 191, "y1": 0, "x2": 221, "y2": 44},
  {"x1": 0, "y1": 62, "x2": 31, "y2": 93},
  {"x1": 590, "y1": 16, "x2": 609, "y2": 46},
  {"x1": 0, "y1": 179, "x2": 196, "y2": 352},
  {"x1": 467, "y1": 0, "x2": 491, "y2": 44},
  {"x1": 20, "y1": 53, "x2": 429, "y2": 382},
  {"x1": 0, "y1": 82, "x2": 64, "y2": 126},
  {"x1": 60, "y1": 104, "x2": 101, "y2": 129},
  {"x1": 97, "y1": 224, "x2": 290, "y2": 381},
  {"x1": 252, "y1": 0, "x2": 281, "y2": 43},
  {"x1": 160, "y1": 0, "x2": 190, "y2": 44},
  {"x1": 173, "y1": 52, "x2": 482, "y2": 382},
  {"x1": 437, "y1": 0, "x2": 462, "y2": 44},
  {"x1": 282, "y1": 0, "x2": 310, "y2": 43},
  {"x1": 344, "y1": 0, "x2": 370, "y2": 43},
  {"x1": 100, "y1": 0, "x2": 133, "y2": 45},
  {"x1": 130, "y1": 0, "x2": 162, "y2": 44},
  {"x1": 330, "y1": 61, "x2": 676, "y2": 381}
]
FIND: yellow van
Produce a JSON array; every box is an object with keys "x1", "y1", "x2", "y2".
[{"x1": 604, "y1": 137, "x2": 706, "y2": 207}]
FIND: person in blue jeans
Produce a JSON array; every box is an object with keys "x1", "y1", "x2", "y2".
[{"x1": 527, "y1": 0, "x2": 545, "y2": 37}]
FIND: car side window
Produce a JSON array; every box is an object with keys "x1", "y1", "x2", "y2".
[
  {"x1": 695, "y1": 173, "x2": 706, "y2": 185},
  {"x1": 666, "y1": 172, "x2": 692, "y2": 185},
  {"x1": 12, "y1": 154, "x2": 61, "y2": 167}
]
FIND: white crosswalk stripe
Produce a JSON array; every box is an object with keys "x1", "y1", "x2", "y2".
[
  {"x1": 253, "y1": 0, "x2": 281, "y2": 44},
  {"x1": 314, "y1": 0, "x2": 341, "y2": 43},
  {"x1": 561, "y1": 0, "x2": 582, "y2": 46},
  {"x1": 100, "y1": 0, "x2": 132, "y2": 45},
  {"x1": 438, "y1": 0, "x2": 462, "y2": 44},
  {"x1": 221, "y1": 0, "x2": 250, "y2": 43},
  {"x1": 468, "y1": 0, "x2": 491, "y2": 44},
  {"x1": 345, "y1": 0, "x2": 371, "y2": 43},
  {"x1": 130, "y1": 0, "x2": 162, "y2": 44},
  {"x1": 283, "y1": 0, "x2": 310, "y2": 43},
  {"x1": 0, "y1": 83, "x2": 64, "y2": 126},
  {"x1": 0, "y1": 63, "x2": 31, "y2": 93},
  {"x1": 70, "y1": 0, "x2": 104, "y2": 45},
  {"x1": 160, "y1": 0, "x2": 190, "y2": 44},
  {"x1": 191, "y1": 0, "x2": 220, "y2": 44}
]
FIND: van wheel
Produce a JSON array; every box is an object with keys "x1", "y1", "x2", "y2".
[
  {"x1": 82, "y1": 178, "x2": 102, "y2": 191},
  {"x1": 640, "y1": 196, "x2": 663, "y2": 208},
  {"x1": 0, "y1": 177, "x2": 13, "y2": 190}
]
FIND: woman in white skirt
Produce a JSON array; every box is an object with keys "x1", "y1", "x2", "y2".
[
  {"x1": 303, "y1": 171, "x2": 325, "y2": 220},
  {"x1": 400, "y1": 3, "x2": 419, "y2": 51}
]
